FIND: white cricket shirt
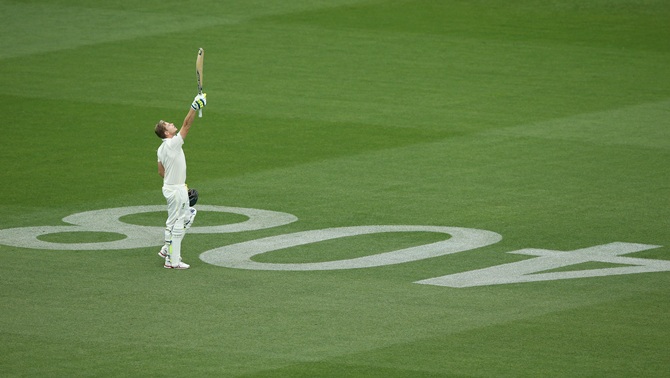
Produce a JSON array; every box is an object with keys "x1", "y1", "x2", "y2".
[{"x1": 157, "y1": 133, "x2": 187, "y2": 186}]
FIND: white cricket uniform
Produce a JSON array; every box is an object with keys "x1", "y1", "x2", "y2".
[
  {"x1": 158, "y1": 133, "x2": 186, "y2": 185},
  {"x1": 157, "y1": 133, "x2": 190, "y2": 264}
]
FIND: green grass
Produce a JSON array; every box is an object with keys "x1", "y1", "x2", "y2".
[{"x1": 1, "y1": 0, "x2": 669, "y2": 376}]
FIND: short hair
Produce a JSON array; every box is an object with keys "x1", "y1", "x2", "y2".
[{"x1": 154, "y1": 120, "x2": 167, "y2": 138}]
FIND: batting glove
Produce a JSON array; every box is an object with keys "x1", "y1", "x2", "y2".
[{"x1": 191, "y1": 93, "x2": 207, "y2": 110}]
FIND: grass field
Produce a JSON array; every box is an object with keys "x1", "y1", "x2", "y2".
[{"x1": 1, "y1": 0, "x2": 669, "y2": 376}]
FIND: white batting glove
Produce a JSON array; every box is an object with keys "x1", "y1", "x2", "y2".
[{"x1": 191, "y1": 93, "x2": 207, "y2": 110}]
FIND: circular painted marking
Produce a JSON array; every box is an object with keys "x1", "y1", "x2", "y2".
[{"x1": 199, "y1": 225, "x2": 502, "y2": 270}]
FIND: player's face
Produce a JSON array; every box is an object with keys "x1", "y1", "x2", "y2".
[{"x1": 164, "y1": 122, "x2": 178, "y2": 137}]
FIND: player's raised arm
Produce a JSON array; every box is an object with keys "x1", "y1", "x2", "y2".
[{"x1": 179, "y1": 93, "x2": 207, "y2": 140}]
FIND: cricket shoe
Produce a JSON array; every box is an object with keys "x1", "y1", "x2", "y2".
[
  {"x1": 158, "y1": 245, "x2": 169, "y2": 258},
  {"x1": 184, "y1": 207, "x2": 197, "y2": 230},
  {"x1": 164, "y1": 258, "x2": 190, "y2": 270}
]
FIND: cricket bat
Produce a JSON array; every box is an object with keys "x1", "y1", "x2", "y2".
[{"x1": 196, "y1": 48, "x2": 204, "y2": 117}]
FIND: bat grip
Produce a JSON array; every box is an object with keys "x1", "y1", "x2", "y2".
[{"x1": 197, "y1": 89, "x2": 203, "y2": 117}]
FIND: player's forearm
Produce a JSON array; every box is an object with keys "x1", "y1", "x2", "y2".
[
  {"x1": 183, "y1": 107, "x2": 197, "y2": 128},
  {"x1": 179, "y1": 108, "x2": 196, "y2": 139},
  {"x1": 180, "y1": 94, "x2": 206, "y2": 139}
]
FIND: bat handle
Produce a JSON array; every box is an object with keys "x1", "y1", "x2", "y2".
[{"x1": 198, "y1": 109, "x2": 202, "y2": 118}]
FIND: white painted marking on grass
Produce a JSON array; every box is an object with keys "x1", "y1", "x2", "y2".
[
  {"x1": 415, "y1": 242, "x2": 667, "y2": 287},
  {"x1": 0, "y1": 205, "x2": 297, "y2": 250},
  {"x1": 199, "y1": 225, "x2": 502, "y2": 270},
  {"x1": 1, "y1": 205, "x2": 666, "y2": 287}
]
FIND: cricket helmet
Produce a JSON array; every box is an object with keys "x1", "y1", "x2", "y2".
[{"x1": 188, "y1": 188, "x2": 199, "y2": 207}]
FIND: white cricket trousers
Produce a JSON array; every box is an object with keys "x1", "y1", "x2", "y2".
[{"x1": 162, "y1": 184, "x2": 190, "y2": 263}]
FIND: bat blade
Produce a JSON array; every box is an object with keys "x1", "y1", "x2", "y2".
[{"x1": 196, "y1": 48, "x2": 204, "y2": 117}]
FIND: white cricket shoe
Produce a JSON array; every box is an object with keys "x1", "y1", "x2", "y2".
[
  {"x1": 158, "y1": 245, "x2": 169, "y2": 258},
  {"x1": 164, "y1": 258, "x2": 190, "y2": 270},
  {"x1": 185, "y1": 207, "x2": 197, "y2": 229}
]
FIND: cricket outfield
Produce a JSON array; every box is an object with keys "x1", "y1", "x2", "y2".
[{"x1": 1, "y1": 1, "x2": 669, "y2": 376}]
